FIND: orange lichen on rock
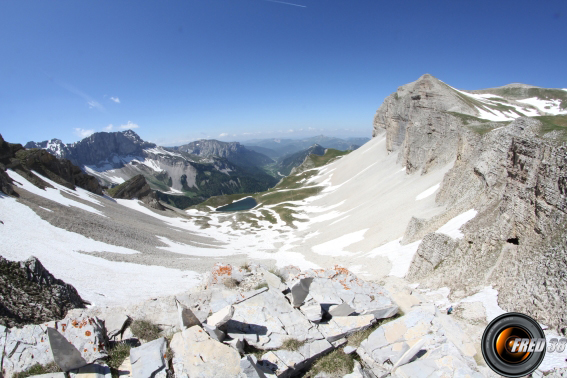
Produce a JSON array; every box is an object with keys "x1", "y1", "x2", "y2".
[
  {"x1": 211, "y1": 264, "x2": 234, "y2": 283},
  {"x1": 85, "y1": 330, "x2": 92, "y2": 337}
]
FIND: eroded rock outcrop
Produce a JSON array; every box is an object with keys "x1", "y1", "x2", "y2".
[
  {"x1": 0, "y1": 256, "x2": 86, "y2": 328},
  {"x1": 406, "y1": 117, "x2": 567, "y2": 332},
  {"x1": 107, "y1": 174, "x2": 164, "y2": 210}
]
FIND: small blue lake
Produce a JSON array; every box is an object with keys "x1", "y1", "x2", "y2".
[{"x1": 216, "y1": 197, "x2": 258, "y2": 212}]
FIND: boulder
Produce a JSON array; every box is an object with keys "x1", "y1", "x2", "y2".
[
  {"x1": 258, "y1": 267, "x2": 286, "y2": 292},
  {"x1": 203, "y1": 323, "x2": 226, "y2": 342},
  {"x1": 328, "y1": 303, "x2": 355, "y2": 317},
  {"x1": 129, "y1": 337, "x2": 167, "y2": 378},
  {"x1": 176, "y1": 298, "x2": 201, "y2": 330},
  {"x1": 240, "y1": 355, "x2": 267, "y2": 378},
  {"x1": 0, "y1": 256, "x2": 86, "y2": 328},
  {"x1": 170, "y1": 325, "x2": 242, "y2": 377},
  {"x1": 290, "y1": 277, "x2": 314, "y2": 307},
  {"x1": 207, "y1": 305, "x2": 234, "y2": 328},
  {"x1": 47, "y1": 327, "x2": 88, "y2": 371},
  {"x1": 54, "y1": 316, "x2": 107, "y2": 364},
  {"x1": 1, "y1": 322, "x2": 55, "y2": 376}
]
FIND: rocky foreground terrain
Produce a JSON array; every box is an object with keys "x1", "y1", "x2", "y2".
[{"x1": 1, "y1": 260, "x2": 498, "y2": 378}]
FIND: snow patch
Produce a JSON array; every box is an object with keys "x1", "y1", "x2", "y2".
[
  {"x1": 311, "y1": 229, "x2": 367, "y2": 256},
  {"x1": 415, "y1": 183, "x2": 440, "y2": 200},
  {"x1": 7, "y1": 170, "x2": 105, "y2": 216},
  {"x1": 517, "y1": 97, "x2": 567, "y2": 116},
  {"x1": 436, "y1": 209, "x2": 477, "y2": 239},
  {"x1": 460, "y1": 286, "x2": 505, "y2": 322},
  {"x1": 365, "y1": 238, "x2": 422, "y2": 277}
]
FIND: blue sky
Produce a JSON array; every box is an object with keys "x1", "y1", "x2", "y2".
[{"x1": 1, "y1": 0, "x2": 566, "y2": 146}]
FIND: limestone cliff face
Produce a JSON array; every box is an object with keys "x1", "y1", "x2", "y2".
[
  {"x1": 406, "y1": 118, "x2": 567, "y2": 332},
  {"x1": 373, "y1": 74, "x2": 475, "y2": 174}
]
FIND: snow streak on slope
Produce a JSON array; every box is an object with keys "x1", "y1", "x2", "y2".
[
  {"x1": 8, "y1": 170, "x2": 105, "y2": 216},
  {"x1": 0, "y1": 195, "x2": 204, "y2": 307},
  {"x1": 517, "y1": 97, "x2": 567, "y2": 115},
  {"x1": 416, "y1": 183, "x2": 440, "y2": 200}
]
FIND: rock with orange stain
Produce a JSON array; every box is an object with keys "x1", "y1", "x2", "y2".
[
  {"x1": 206, "y1": 263, "x2": 245, "y2": 287},
  {"x1": 54, "y1": 315, "x2": 107, "y2": 365}
]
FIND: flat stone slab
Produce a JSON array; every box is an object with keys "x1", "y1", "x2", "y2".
[
  {"x1": 47, "y1": 327, "x2": 88, "y2": 371},
  {"x1": 129, "y1": 337, "x2": 167, "y2": 378},
  {"x1": 69, "y1": 363, "x2": 112, "y2": 378},
  {"x1": 207, "y1": 305, "x2": 234, "y2": 327},
  {"x1": 171, "y1": 325, "x2": 242, "y2": 377}
]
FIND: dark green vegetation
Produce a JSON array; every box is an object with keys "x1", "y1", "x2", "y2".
[
  {"x1": 477, "y1": 87, "x2": 567, "y2": 110},
  {"x1": 11, "y1": 363, "x2": 61, "y2": 378},
  {"x1": 187, "y1": 148, "x2": 349, "y2": 229},
  {"x1": 107, "y1": 342, "x2": 132, "y2": 377},
  {"x1": 216, "y1": 197, "x2": 258, "y2": 211}
]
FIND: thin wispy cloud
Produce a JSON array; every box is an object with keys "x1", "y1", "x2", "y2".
[
  {"x1": 119, "y1": 121, "x2": 139, "y2": 130},
  {"x1": 104, "y1": 124, "x2": 114, "y2": 131},
  {"x1": 46, "y1": 74, "x2": 106, "y2": 112},
  {"x1": 74, "y1": 128, "x2": 94, "y2": 138},
  {"x1": 219, "y1": 132, "x2": 229, "y2": 137},
  {"x1": 110, "y1": 97, "x2": 120, "y2": 103},
  {"x1": 259, "y1": 0, "x2": 306, "y2": 7}
]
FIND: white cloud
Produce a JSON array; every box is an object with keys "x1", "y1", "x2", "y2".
[
  {"x1": 110, "y1": 97, "x2": 120, "y2": 104},
  {"x1": 74, "y1": 128, "x2": 94, "y2": 138},
  {"x1": 104, "y1": 124, "x2": 114, "y2": 131},
  {"x1": 219, "y1": 133, "x2": 229, "y2": 137},
  {"x1": 287, "y1": 129, "x2": 294, "y2": 133},
  {"x1": 87, "y1": 100, "x2": 104, "y2": 111},
  {"x1": 119, "y1": 121, "x2": 139, "y2": 130}
]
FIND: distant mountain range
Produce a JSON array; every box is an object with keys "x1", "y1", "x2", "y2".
[
  {"x1": 242, "y1": 135, "x2": 369, "y2": 159},
  {"x1": 23, "y1": 132, "x2": 365, "y2": 208}
]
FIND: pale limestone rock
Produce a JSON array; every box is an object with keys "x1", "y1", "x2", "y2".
[
  {"x1": 203, "y1": 323, "x2": 226, "y2": 342},
  {"x1": 171, "y1": 325, "x2": 242, "y2": 377},
  {"x1": 290, "y1": 277, "x2": 314, "y2": 307},
  {"x1": 207, "y1": 305, "x2": 234, "y2": 327},
  {"x1": 240, "y1": 355, "x2": 267, "y2": 378},
  {"x1": 176, "y1": 298, "x2": 201, "y2": 330},
  {"x1": 318, "y1": 315, "x2": 375, "y2": 342},
  {"x1": 104, "y1": 314, "x2": 130, "y2": 341},
  {"x1": 129, "y1": 337, "x2": 166, "y2": 378},
  {"x1": 47, "y1": 327, "x2": 87, "y2": 371},
  {"x1": 258, "y1": 267, "x2": 287, "y2": 292},
  {"x1": 328, "y1": 303, "x2": 355, "y2": 317}
]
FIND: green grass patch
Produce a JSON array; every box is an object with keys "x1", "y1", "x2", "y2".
[
  {"x1": 309, "y1": 149, "x2": 350, "y2": 168},
  {"x1": 259, "y1": 209, "x2": 277, "y2": 224},
  {"x1": 107, "y1": 342, "x2": 132, "y2": 377},
  {"x1": 535, "y1": 115, "x2": 567, "y2": 141},
  {"x1": 130, "y1": 319, "x2": 161, "y2": 342},
  {"x1": 271, "y1": 205, "x2": 303, "y2": 228},
  {"x1": 347, "y1": 313, "x2": 402, "y2": 347},
  {"x1": 307, "y1": 349, "x2": 354, "y2": 377},
  {"x1": 259, "y1": 187, "x2": 322, "y2": 206},
  {"x1": 12, "y1": 362, "x2": 61, "y2": 378},
  {"x1": 281, "y1": 338, "x2": 307, "y2": 351}
]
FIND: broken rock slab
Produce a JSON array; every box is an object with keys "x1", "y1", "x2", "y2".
[
  {"x1": 1, "y1": 322, "x2": 55, "y2": 376},
  {"x1": 176, "y1": 298, "x2": 201, "y2": 329},
  {"x1": 318, "y1": 314, "x2": 375, "y2": 343},
  {"x1": 47, "y1": 327, "x2": 88, "y2": 371},
  {"x1": 240, "y1": 355, "x2": 267, "y2": 378},
  {"x1": 258, "y1": 267, "x2": 287, "y2": 292},
  {"x1": 171, "y1": 325, "x2": 242, "y2": 377},
  {"x1": 207, "y1": 304, "x2": 235, "y2": 327},
  {"x1": 290, "y1": 277, "x2": 314, "y2": 307},
  {"x1": 203, "y1": 323, "x2": 226, "y2": 342},
  {"x1": 129, "y1": 337, "x2": 167, "y2": 378},
  {"x1": 328, "y1": 303, "x2": 356, "y2": 317}
]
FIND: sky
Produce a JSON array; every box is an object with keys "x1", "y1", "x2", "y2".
[{"x1": 1, "y1": 0, "x2": 566, "y2": 146}]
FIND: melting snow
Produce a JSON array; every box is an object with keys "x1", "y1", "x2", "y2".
[
  {"x1": 436, "y1": 209, "x2": 477, "y2": 239},
  {"x1": 311, "y1": 229, "x2": 367, "y2": 256},
  {"x1": 415, "y1": 183, "x2": 440, "y2": 200},
  {"x1": 517, "y1": 97, "x2": 567, "y2": 116},
  {"x1": 0, "y1": 196, "x2": 201, "y2": 308},
  {"x1": 7, "y1": 170, "x2": 105, "y2": 216},
  {"x1": 460, "y1": 286, "x2": 505, "y2": 322},
  {"x1": 365, "y1": 239, "x2": 422, "y2": 277}
]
